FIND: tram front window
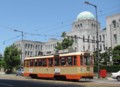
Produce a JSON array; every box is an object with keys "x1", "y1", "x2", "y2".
[
  {"x1": 84, "y1": 55, "x2": 91, "y2": 65},
  {"x1": 84, "y1": 56, "x2": 90, "y2": 65}
]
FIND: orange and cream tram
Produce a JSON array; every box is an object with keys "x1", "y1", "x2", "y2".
[{"x1": 23, "y1": 52, "x2": 94, "y2": 81}]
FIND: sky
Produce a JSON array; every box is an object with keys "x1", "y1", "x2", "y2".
[{"x1": 0, "y1": 0, "x2": 120, "y2": 54}]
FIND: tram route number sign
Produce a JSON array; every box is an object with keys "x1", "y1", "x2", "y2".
[{"x1": 54, "y1": 68, "x2": 60, "y2": 74}]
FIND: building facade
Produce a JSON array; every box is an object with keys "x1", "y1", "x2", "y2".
[
  {"x1": 14, "y1": 11, "x2": 120, "y2": 62},
  {"x1": 66, "y1": 11, "x2": 106, "y2": 53},
  {"x1": 14, "y1": 38, "x2": 61, "y2": 62},
  {"x1": 106, "y1": 13, "x2": 120, "y2": 49}
]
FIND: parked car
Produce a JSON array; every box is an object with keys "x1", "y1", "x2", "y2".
[
  {"x1": 111, "y1": 70, "x2": 120, "y2": 81},
  {"x1": 16, "y1": 68, "x2": 24, "y2": 76}
]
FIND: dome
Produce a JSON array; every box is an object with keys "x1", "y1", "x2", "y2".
[{"x1": 77, "y1": 11, "x2": 95, "y2": 20}]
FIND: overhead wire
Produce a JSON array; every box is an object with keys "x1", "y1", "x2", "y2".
[
  {"x1": 0, "y1": 6, "x2": 119, "y2": 45},
  {"x1": 0, "y1": 35, "x2": 21, "y2": 46}
]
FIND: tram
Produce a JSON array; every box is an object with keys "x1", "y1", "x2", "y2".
[{"x1": 23, "y1": 52, "x2": 94, "y2": 81}]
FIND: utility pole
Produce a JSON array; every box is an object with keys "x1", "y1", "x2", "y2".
[
  {"x1": 85, "y1": 1, "x2": 100, "y2": 78},
  {"x1": 14, "y1": 29, "x2": 24, "y2": 66}
]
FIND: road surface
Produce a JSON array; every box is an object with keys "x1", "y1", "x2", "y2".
[{"x1": 0, "y1": 74, "x2": 120, "y2": 87}]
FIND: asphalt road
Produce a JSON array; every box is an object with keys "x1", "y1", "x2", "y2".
[
  {"x1": 0, "y1": 74, "x2": 120, "y2": 87},
  {"x1": 0, "y1": 79, "x2": 84, "y2": 87}
]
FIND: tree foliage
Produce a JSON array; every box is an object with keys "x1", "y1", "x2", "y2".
[
  {"x1": 0, "y1": 53, "x2": 5, "y2": 69},
  {"x1": 112, "y1": 45, "x2": 120, "y2": 65},
  {"x1": 4, "y1": 44, "x2": 21, "y2": 72},
  {"x1": 93, "y1": 48, "x2": 112, "y2": 66},
  {"x1": 55, "y1": 32, "x2": 74, "y2": 50}
]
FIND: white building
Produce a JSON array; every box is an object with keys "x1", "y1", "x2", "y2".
[
  {"x1": 14, "y1": 38, "x2": 61, "y2": 62},
  {"x1": 106, "y1": 13, "x2": 120, "y2": 49},
  {"x1": 67, "y1": 11, "x2": 106, "y2": 53},
  {"x1": 14, "y1": 11, "x2": 120, "y2": 62}
]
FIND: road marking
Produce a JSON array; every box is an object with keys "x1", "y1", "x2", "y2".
[{"x1": 0, "y1": 83, "x2": 14, "y2": 87}]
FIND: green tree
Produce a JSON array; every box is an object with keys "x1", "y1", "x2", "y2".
[
  {"x1": 55, "y1": 42, "x2": 63, "y2": 50},
  {"x1": 55, "y1": 32, "x2": 74, "y2": 50},
  {"x1": 61, "y1": 31, "x2": 66, "y2": 38},
  {"x1": 100, "y1": 52, "x2": 109, "y2": 65},
  {"x1": 4, "y1": 44, "x2": 21, "y2": 73},
  {"x1": 112, "y1": 45, "x2": 120, "y2": 65},
  {"x1": 0, "y1": 53, "x2": 5, "y2": 70},
  {"x1": 94, "y1": 47, "x2": 112, "y2": 66}
]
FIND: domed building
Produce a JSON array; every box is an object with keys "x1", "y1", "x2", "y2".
[
  {"x1": 77, "y1": 11, "x2": 96, "y2": 20},
  {"x1": 66, "y1": 11, "x2": 106, "y2": 52}
]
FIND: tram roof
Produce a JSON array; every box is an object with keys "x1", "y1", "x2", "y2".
[{"x1": 25, "y1": 51, "x2": 92, "y2": 60}]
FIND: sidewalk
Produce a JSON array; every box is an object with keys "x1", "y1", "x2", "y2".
[
  {"x1": 94, "y1": 76, "x2": 114, "y2": 80},
  {"x1": 0, "y1": 72, "x2": 5, "y2": 74}
]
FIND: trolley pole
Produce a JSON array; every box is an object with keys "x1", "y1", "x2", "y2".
[{"x1": 85, "y1": 1, "x2": 100, "y2": 78}]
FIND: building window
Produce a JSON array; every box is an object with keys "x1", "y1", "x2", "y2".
[
  {"x1": 91, "y1": 23, "x2": 93, "y2": 27},
  {"x1": 112, "y1": 20, "x2": 116, "y2": 28},
  {"x1": 103, "y1": 44, "x2": 105, "y2": 50},
  {"x1": 75, "y1": 25, "x2": 77, "y2": 28},
  {"x1": 103, "y1": 34, "x2": 105, "y2": 41},
  {"x1": 80, "y1": 24, "x2": 82, "y2": 27},
  {"x1": 83, "y1": 35, "x2": 85, "y2": 42},
  {"x1": 100, "y1": 44, "x2": 102, "y2": 51},
  {"x1": 28, "y1": 51, "x2": 29, "y2": 56},
  {"x1": 31, "y1": 44, "x2": 32, "y2": 49},
  {"x1": 93, "y1": 36, "x2": 95, "y2": 43},
  {"x1": 114, "y1": 34, "x2": 117, "y2": 44},
  {"x1": 28, "y1": 44, "x2": 30, "y2": 49},
  {"x1": 74, "y1": 35, "x2": 77, "y2": 43},
  {"x1": 88, "y1": 35, "x2": 90, "y2": 42},
  {"x1": 25, "y1": 44, "x2": 27, "y2": 48},
  {"x1": 25, "y1": 51, "x2": 27, "y2": 56},
  {"x1": 99, "y1": 35, "x2": 101, "y2": 41},
  {"x1": 30, "y1": 51, "x2": 32, "y2": 56}
]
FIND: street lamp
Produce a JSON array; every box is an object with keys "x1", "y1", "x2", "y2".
[
  {"x1": 14, "y1": 29, "x2": 24, "y2": 66},
  {"x1": 85, "y1": 1, "x2": 100, "y2": 78}
]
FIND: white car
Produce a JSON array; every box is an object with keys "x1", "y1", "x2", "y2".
[
  {"x1": 16, "y1": 68, "x2": 24, "y2": 76},
  {"x1": 111, "y1": 71, "x2": 120, "y2": 81}
]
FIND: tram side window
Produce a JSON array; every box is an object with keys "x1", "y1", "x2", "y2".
[
  {"x1": 61, "y1": 57, "x2": 66, "y2": 66},
  {"x1": 54, "y1": 58, "x2": 59, "y2": 66},
  {"x1": 48, "y1": 58, "x2": 53, "y2": 66},
  {"x1": 34, "y1": 59, "x2": 38, "y2": 66},
  {"x1": 73, "y1": 56, "x2": 76, "y2": 65},
  {"x1": 30, "y1": 60, "x2": 34, "y2": 66},
  {"x1": 38, "y1": 59, "x2": 42, "y2": 66},
  {"x1": 67, "y1": 56, "x2": 72, "y2": 66},
  {"x1": 42, "y1": 59, "x2": 47, "y2": 66},
  {"x1": 80, "y1": 55, "x2": 84, "y2": 65}
]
